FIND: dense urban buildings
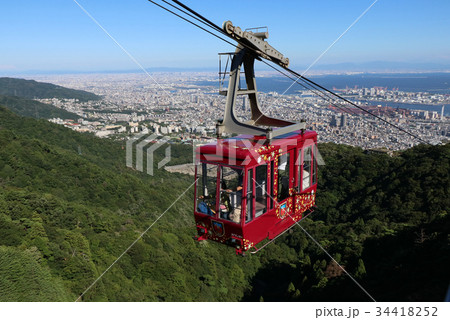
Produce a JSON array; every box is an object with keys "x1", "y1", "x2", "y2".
[{"x1": 33, "y1": 72, "x2": 449, "y2": 151}]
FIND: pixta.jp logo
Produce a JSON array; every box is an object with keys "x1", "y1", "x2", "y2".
[{"x1": 126, "y1": 134, "x2": 171, "y2": 175}]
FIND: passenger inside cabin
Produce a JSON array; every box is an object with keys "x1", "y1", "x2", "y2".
[
  {"x1": 220, "y1": 167, "x2": 243, "y2": 223},
  {"x1": 197, "y1": 163, "x2": 218, "y2": 216}
]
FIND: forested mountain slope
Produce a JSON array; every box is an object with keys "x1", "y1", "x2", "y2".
[
  {"x1": 0, "y1": 77, "x2": 101, "y2": 102},
  {"x1": 0, "y1": 94, "x2": 79, "y2": 120},
  {"x1": 0, "y1": 106, "x2": 259, "y2": 301},
  {"x1": 0, "y1": 105, "x2": 448, "y2": 301},
  {"x1": 245, "y1": 143, "x2": 449, "y2": 301}
]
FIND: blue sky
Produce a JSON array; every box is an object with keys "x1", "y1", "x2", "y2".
[{"x1": 1, "y1": 0, "x2": 450, "y2": 74}]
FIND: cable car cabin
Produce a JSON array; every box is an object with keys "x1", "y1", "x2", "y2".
[{"x1": 194, "y1": 130, "x2": 318, "y2": 255}]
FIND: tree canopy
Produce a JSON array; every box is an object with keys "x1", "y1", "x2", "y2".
[
  {"x1": 0, "y1": 77, "x2": 101, "y2": 102},
  {"x1": 0, "y1": 104, "x2": 448, "y2": 301}
]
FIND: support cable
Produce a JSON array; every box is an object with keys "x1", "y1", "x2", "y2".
[{"x1": 148, "y1": 0, "x2": 431, "y2": 146}]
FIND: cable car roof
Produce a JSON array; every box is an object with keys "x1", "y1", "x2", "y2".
[{"x1": 197, "y1": 130, "x2": 317, "y2": 166}]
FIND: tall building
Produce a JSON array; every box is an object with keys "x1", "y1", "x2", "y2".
[
  {"x1": 242, "y1": 96, "x2": 247, "y2": 112},
  {"x1": 340, "y1": 113, "x2": 347, "y2": 127},
  {"x1": 330, "y1": 114, "x2": 340, "y2": 127}
]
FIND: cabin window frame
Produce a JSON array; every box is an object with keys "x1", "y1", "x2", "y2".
[
  {"x1": 195, "y1": 162, "x2": 219, "y2": 217},
  {"x1": 270, "y1": 160, "x2": 275, "y2": 210},
  {"x1": 218, "y1": 165, "x2": 244, "y2": 224},
  {"x1": 277, "y1": 151, "x2": 291, "y2": 202},
  {"x1": 312, "y1": 145, "x2": 318, "y2": 185},
  {"x1": 245, "y1": 168, "x2": 254, "y2": 223},
  {"x1": 254, "y1": 163, "x2": 268, "y2": 218},
  {"x1": 300, "y1": 145, "x2": 315, "y2": 192}
]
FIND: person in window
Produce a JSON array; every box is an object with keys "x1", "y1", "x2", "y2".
[
  {"x1": 226, "y1": 183, "x2": 243, "y2": 222},
  {"x1": 226, "y1": 184, "x2": 243, "y2": 193},
  {"x1": 229, "y1": 207, "x2": 241, "y2": 223},
  {"x1": 220, "y1": 169, "x2": 243, "y2": 221},
  {"x1": 198, "y1": 192, "x2": 216, "y2": 216}
]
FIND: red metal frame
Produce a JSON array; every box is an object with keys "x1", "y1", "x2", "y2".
[{"x1": 194, "y1": 130, "x2": 318, "y2": 254}]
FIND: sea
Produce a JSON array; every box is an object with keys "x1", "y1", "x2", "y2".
[{"x1": 195, "y1": 72, "x2": 450, "y2": 116}]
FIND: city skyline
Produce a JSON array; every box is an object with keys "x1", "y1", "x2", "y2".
[
  {"x1": 24, "y1": 70, "x2": 447, "y2": 152},
  {"x1": 1, "y1": 0, "x2": 450, "y2": 75}
]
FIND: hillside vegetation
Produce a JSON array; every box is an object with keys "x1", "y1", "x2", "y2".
[
  {"x1": 245, "y1": 143, "x2": 449, "y2": 301},
  {"x1": 0, "y1": 106, "x2": 258, "y2": 301},
  {"x1": 0, "y1": 104, "x2": 448, "y2": 301},
  {"x1": 0, "y1": 94, "x2": 79, "y2": 120},
  {"x1": 0, "y1": 77, "x2": 101, "y2": 102}
]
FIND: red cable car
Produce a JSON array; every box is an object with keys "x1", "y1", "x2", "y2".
[
  {"x1": 193, "y1": 22, "x2": 318, "y2": 254},
  {"x1": 194, "y1": 131, "x2": 318, "y2": 255}
]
